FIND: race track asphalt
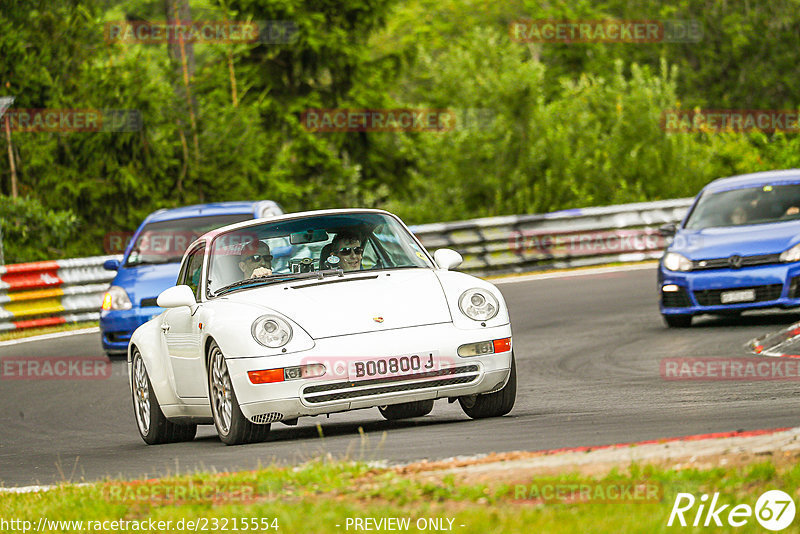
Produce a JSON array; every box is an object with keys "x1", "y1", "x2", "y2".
[{"x1": 2, "y1": 266, "x2": 798, "y2": 487}]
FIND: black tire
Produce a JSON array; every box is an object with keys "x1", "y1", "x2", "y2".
[
  {"x1": 131, "y1": 348, "x2": 197, "y2": 445},
  {"x1": 208, "y1": 341, "x2": 270, "y2": 445},
  {"x1": 378, "y1": 399, "x2": 434, "y2": 421},
  {"x1": 459, "y1": 354, "x2": 516, "y2": 419},
  {"x1": 663, "y1": 314, "x2": 693, "y2": 328}
]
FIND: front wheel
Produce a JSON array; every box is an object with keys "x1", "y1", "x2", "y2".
[
  {"x1": 459, "y1": 354, "x2": 516, "y2": 419},
  {"x1": 208, "y1": 341, "x2": 270, "y2": 445},
  {"x1": 131, "y1": 348, "x2": 196, "y2": 445},
  {"x1": 378, "y1": 400, "x2": 434, "y2": 421}
]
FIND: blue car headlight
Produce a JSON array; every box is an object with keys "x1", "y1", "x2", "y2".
[
  {"x1": 780, "y1": 243, "x2": 800, "y2": 263},
  {"x1": 663, "y1": 252, "x2": 693, "y2": 272}
]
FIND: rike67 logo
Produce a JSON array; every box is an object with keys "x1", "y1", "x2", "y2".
[{"x1": 668, "y1": 490, "x2": 796, "y2": 531}]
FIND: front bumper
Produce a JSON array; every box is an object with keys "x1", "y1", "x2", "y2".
[
  {"x1": 224, "y1": 322, "x2": 513, "y2": 424},
  {"x1": 659, "y1": 262, "x2": 800, "y2": 315},
  {"x1": 100, "y1": 307, "x2": 162, "y2": 353}
]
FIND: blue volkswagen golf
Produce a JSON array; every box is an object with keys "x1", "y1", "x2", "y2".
[
  {"x1": 659, "y1": 170, "x2": 800, "y2": 327},
  {"x1": 100, "y1": 201, "x2": 283, "y2": 355}
]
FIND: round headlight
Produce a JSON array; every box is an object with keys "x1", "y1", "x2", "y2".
[
  {"x1": 251, "y1": 315, "x2": 292, "y2": 348},
  {"x1": 459, "y1": 288, "x2": 499, "y2": 321},
  {"x1": 663, "y1": 252, "x2": 693, "y2": 272}
]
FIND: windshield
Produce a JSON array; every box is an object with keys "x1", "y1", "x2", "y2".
[
  {"x1": 125, "y1": 214, "x2": 252, "y2": 266},
  {"x1": 207, "y1": 212, "x2": 434, "y2": 296},
  {"x1": 684, "y1": 183, "x2": 800, "y2": 230}
]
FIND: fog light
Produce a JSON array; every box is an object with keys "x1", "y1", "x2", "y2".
[
  {"x1": 662, "y1": 284, "x2": 680, "y2": 292},
  {"x1": 248, "y1": 364, "x2": 326, "y2": 384},
  {"x1": 458, "y1": 337, "x2": 511, "y2": 357},
  {"x1": 284, "y1": 364, "x2": 326, "y2": 380}
]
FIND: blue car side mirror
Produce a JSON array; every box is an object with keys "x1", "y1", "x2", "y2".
[{"x1": 103, "y1": 259, "x2": 120, "y2": 271}]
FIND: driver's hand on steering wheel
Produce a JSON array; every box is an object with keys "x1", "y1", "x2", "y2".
[{"x1": 251, "y1": 267, "x2": 272, "y2": 278}]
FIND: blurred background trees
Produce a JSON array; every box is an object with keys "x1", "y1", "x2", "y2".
[{"x1": 1, "y1": 0, "x2": 799, "y2": 261}]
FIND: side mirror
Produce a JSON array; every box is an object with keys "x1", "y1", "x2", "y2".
[
  {"x1": 434, "y1": 248, "x2": 463, "y2": 271},
  {"x1": 157, "y1": 285, "x2": 196, "y2": 308},
  {"x1": 658, "y1": 223, "x2": 677, "y2": 237},
  {"x1": 103, "y1": 259, "x2": 120, "y2": 271}
]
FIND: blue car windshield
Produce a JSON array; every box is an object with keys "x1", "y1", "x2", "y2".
[
  {"x1": 684, "y1": 183, "x2": 800, "y2": 230},
  {"x1": 125, "y1": 214, "x2": 252, "y2": 266},
  {"x1": 207, "y1": 213, "x2": 433, "y2": 296}
]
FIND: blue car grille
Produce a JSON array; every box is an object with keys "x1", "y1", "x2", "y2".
[
  {"x1": 691, "y1": 253, "x2": 782, "y2": 270},
  {"x1": 662, "y1": 287, "x2": 692, "y2": 308},
  {"x1": 693, "y1": 284, "x2": 783, "y2": 306}
]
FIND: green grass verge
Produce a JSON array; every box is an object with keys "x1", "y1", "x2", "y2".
[
  {"x1": 2, "y1": 457, "x2": 798, "y2": 533},
  {"x1": 0, "y1": 321, "x2": 99, "y2": 342}
]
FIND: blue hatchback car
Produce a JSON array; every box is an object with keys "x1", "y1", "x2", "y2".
[
  {"x1": 100, "y1": 201, "x2": 283, "y2": 355},
  {"x1": 659, "y1": 170, "x2": 800, "y2": 327}
]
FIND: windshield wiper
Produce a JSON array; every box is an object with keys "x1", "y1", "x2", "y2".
[{"x1": 211, "y1": 269, "x2": 344, "y2": 297}]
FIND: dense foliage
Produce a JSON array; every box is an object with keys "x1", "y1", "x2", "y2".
[{"x1": 0, "y1": 0, "x2": 799, "y2": 261}]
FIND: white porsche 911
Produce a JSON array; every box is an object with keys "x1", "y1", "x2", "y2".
[{"x1": 128, "y1": 209, "x2": 515, "y2": 445}]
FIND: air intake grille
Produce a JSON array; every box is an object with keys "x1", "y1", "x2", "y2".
[
  {"x1": 693, "y1": 284, "x2": 783, "y2": 306},
  {"x1": 662, "y1": 287, "x2": 691, "y2": 308},
  {"x1": 250, "y1": 412, "x2": 283, "y2": 424},
  {"x1": 302, "y1": 365, "x2": 480, "y2": 404}
]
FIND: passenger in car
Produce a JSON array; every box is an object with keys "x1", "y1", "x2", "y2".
[
  {"x1": 238, "y1": 241, "x2": 273, "y2": 279},
  {"x1": 329, "y1": 231, "x2": 364, "y2": 272}
]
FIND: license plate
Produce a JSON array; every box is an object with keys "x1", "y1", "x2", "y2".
[
  {"x1": 720, "y1": 289, "x2": 756, "y2": 304},
  {"x1": 348, "y1": 352, "x2": 439, "y2": 380}
]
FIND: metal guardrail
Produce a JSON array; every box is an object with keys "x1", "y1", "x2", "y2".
[
  {"x1": 412, "y1": 198, "x2": 693, "y2": 275},
  {"x1": 0, "y1": 198, "x2": 693, "y2": 332},
  {"x1": 0, "y1": 256, "x2": 120, "y2": 333}
]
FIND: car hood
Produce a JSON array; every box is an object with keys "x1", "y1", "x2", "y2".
[
  {"x1": 672, "y1": 222, "x2": 800, "y2": 259},
  {"x1": 111, "y1": 262, "x2": 180, "y2": 306},
  {"x1": 218, "y1": 269, "x2": 452, "y2": 338}
]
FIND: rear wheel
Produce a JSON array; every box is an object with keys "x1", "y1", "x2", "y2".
[
  {"x1": 208, "y1": 341, "x2": 270, "y2": 445},
  {"x1": 663, "y1": 314, "x2": 693, "y2": 328},
  {"x1": 459, "y1": 354, "x2": 516, "y2": 419},
  {"x1": 131, "y1": 348, "x2": 197, "y2": 444},
  {"x1": 378, "y1": 400, "x2": 434, "y2": 421}
]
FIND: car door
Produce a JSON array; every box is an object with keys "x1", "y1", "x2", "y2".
[{"x1": 162, "y1": 244, "x2": 207, "y2": 398}]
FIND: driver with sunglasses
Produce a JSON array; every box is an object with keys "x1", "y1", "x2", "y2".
[
  {"x1": 238, "y1": 241, "x2": 273, "y2": 279},
  {"x1": 330, "y1": 231, "x2": 364, "y2": 272}
]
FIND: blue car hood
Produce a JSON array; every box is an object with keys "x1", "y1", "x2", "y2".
[
  {"x1": 110, "y1": 262, "x2": 181, "y2": 306},
  {"x1": 672, "y1": 222, "x2": 800, "y2": 259}
]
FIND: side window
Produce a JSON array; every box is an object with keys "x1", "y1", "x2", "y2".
[
  {"x1": 179, "y1": 245, "x2": 205, "y2": 299},
  {"x1": 361, "y1": 238, "x2": 379, "y2": 269}
]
